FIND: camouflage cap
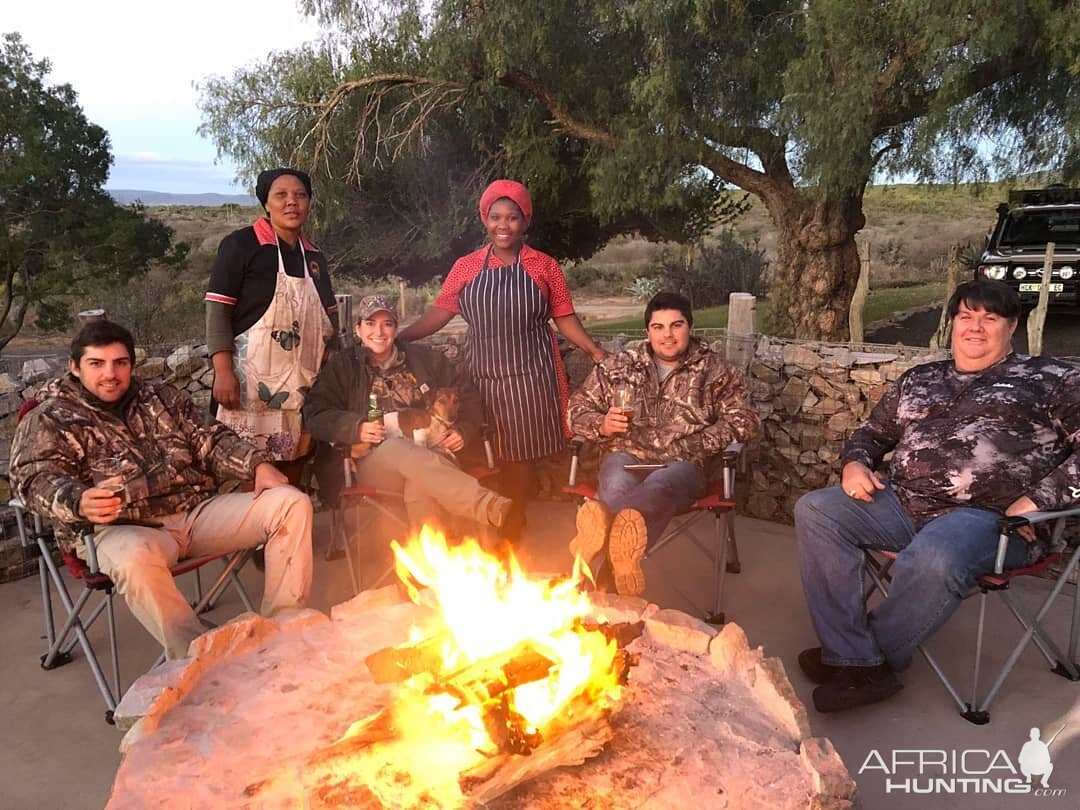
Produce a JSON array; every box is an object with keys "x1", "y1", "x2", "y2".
[{"x1": 356, "y1": 294, "x2": 397, "y2": 323}]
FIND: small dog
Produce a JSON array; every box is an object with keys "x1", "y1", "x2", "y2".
[{"x1": 351, "y1": 388, "x2": 461, "y2": 459}]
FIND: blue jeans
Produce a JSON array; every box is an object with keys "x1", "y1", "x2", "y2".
[
  {"x1": 795, "y1": 485, "x2": 1029, "y2": 671},
  {"x1": 597, "y1": 452, "x2": 707, "y2": 548}
]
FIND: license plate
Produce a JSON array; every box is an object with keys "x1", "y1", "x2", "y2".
[{"x1": 1019, "y1": 283, "x2": 1064, "y2": 292}]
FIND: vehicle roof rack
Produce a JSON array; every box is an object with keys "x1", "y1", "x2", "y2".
[{"x1": 1008, "y1": 186, "x2": 1080, "y2": 207}]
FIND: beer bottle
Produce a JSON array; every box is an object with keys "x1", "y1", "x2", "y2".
[{"x1": 367, "y1": 392, "x2": 383, "y2": 424}]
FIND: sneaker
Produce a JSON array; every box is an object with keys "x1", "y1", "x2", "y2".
[
  {"x1": 608, "y1": 508, "x2": 648, "y2": 596},
  {"x1": 486, "y1": 495, "x2": 514, "y2": 528},
  {"x1": 568, "y1": 500, "x2": 611, "y2": 561},
  {"x1": 798, "y1": 647, "x2": 842, "y2": 685},
  {"x1": 812, "y1": 664, "x2": 902, "y2": 713}
]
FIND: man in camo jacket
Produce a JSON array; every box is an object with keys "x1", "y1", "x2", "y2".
[
  {"x1": 10, "y1": 321, "x2": 314, "y2": 659},
  {"x1": 796, "y1": 279, "x2": 1080, "y2": 714},
  {"x1": 567, "y1": 291, "x2": 760, "y2": 596}
]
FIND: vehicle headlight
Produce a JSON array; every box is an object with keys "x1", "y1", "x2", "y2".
[
  {"x1": 980, "y1": 265, "x2": 1007, "y2": 280},
  {"x1": 1013, "y1": 268, "x2": 1027, "y2": 280},
  {"x1": 1059, "y1": 266, "x2": 1075, "y2": 280}
]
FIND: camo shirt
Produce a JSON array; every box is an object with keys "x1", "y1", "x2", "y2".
[
  {"x1": 841, "y1": 354, "x2": 1080, "y2": 559},
  {"x1": 568, "y1": 337, "x2": 760, "y2": 468},
  {"x1": 10, "y1": 376, "x2": 272, "y2": 550}
]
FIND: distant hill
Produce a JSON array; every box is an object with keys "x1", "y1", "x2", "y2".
[{"x1": 108, "y1": 189, "x2": 259, "y2": 207}]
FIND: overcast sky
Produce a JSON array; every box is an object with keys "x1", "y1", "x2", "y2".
[{"x1": 6, "y1": 1, "x2": 320, "y2": 194}]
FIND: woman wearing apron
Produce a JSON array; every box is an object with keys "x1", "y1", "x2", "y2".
[
  {"x1": 205, "y1": 168, "x2": 339, "y2": 483},
  {"x1": 399, "y1": 179, "x2": 606, "y2": 542}
]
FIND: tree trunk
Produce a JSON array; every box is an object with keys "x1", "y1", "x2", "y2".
[{"x1": 766, "y1": 191, "x2": 866, "y2": 340}]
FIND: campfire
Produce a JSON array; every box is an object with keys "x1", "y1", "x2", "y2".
[{"x1": 305, "y1": 526, "x2": 639, "y2": 806}]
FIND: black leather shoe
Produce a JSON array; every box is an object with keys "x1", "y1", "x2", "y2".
[
  {"x1": 798, "y1": 647, "x2": 842, "y2": 685},
  {"x1": 812, "y1": 664, "x2": 902, "y2": 713}
]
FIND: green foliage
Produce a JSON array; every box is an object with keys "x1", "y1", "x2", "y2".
[
  {"x1": 654, "y1": 233, "x2": 770, "y2": 309},
  {"x1": 199, "y1": 1, "x2": 1079, "y2": 336},
  {"x1": 0, "y1": 33, "x2": 182, "y2": 348}
]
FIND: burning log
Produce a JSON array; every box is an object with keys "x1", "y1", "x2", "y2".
[
  {"x1": 365, "y1": 632, "x2": 449, "y2": 684},
  {"x1": 459, "y1": 700, "x2": 616, "y2": 805}
]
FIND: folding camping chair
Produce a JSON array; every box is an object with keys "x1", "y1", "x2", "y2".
[
  {"x1": 325, "y1": 431, "x2": 499, "y2": 595},
  {"x1": 10, "y1": 499, "x2": 256, "y2": 724},
  {"x1": 564, "y1": 440, "x2": 743, "y2": 625},
  {"x1": 864, "y1": 507, "x2": 1080, "y2": 724}
]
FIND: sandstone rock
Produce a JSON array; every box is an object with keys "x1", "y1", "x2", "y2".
[
  {"x1": 273, "y1": 607, "x2": 329, "y2": 633},
  {"x1": 166, "y1": 346, "x2": 202, "y2": 377},
  {"x1": 850, "y1": 351, "x2": 897, "y2": 365},
  {"x1": 708, "y1": 621, "x2": 749, "y2": 675},
  {"x1": 113, "y1": 659, "x2": 193, "y2": 733},
  {"x1": 779, "y1": 377, "x2": 810, "y2": 413},
  {"x1": 587, "y1": 591, "x2": 651, "y2": 625},
  {"x1": 644, "y1": 607, "x2": 718, "y2": 655},
  {"x1": 799, "y1": 451, "x2": 819, "y2": 465},
  {"x1": 783, "y1": 344, "x2": 822, "y2": 370},
  {"x1": 751, "y1": 362, "x2": 781, "y2": 383},
  {"x1": 20, "y1": 358, "x2": 52, "y2": 384},
  {"x1": 134, "y1": 347, "x2": 147, "y2": 365},
  {"x1": 330, "y1": 583, "x2": 409, "y2": 621},
  {"x1": 187, "y1": 613, "x2": 279, "y2": 663},
  {"x1": 801, "y1": 737, "x2": 859, "y2": 808},
  {"x1": 0, "y1": 392, "x2": 22, "y2": 418},
  {"x1": 190, "y1": 390, "x2": 211, "y2": 411},
  {"x1": 850, "y1": 368, "x2": 885, "y2": 385},
  {"x1": 817, "y1": 446, "x2": 840, "y2": 464},
  {"x1": 0, "y1": 372, "x2": 22, "y2": 395},
  {"x1": 800, "y1": 391, "x2": 820, "y2": 412},
  {"x1": 746, "y1": 655, "x2": 813, "y2": 743},
  {"x1": 807, "y1": 374, "x2": 842, "y2": 399},
  {"x1": 139, "y1": 357, "x2": 166, "y2": 378},
  {"x1": 192, "y1": 343, "x2": 209, "y2": 357}
]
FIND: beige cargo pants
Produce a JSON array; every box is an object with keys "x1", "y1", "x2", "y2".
[
  {"x1": 87, "y1": 486, "x2": 313, "y2": 659},
  {"x1": 352, "y1": 438, "x2": 508, "y2": 529}
]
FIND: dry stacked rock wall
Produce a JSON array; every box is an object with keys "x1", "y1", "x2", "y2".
[{"x1": 743, "y1": 336, "x2": 945, "y2": 523}]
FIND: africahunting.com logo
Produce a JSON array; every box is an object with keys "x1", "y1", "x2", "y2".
[{"x1": 859, "y1": 724, "x2": 1068, "y2": 797}]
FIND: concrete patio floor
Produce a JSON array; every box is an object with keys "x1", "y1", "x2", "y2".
[{"x1": 1, "y1": 500, "x2": 1077, "y2": 809}]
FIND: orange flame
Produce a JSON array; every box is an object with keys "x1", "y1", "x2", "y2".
[{"x1": 391, "y1": 526, "x2": 623, "y2": 732}]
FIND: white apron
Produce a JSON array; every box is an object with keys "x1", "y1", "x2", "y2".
[{"x1": 216, "y1": 236, "x2": 332, "y2": 461}]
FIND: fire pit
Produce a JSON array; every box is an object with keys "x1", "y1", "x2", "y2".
[{"x1": 108, "y1": 530, "x2": 856, "y2": 809}]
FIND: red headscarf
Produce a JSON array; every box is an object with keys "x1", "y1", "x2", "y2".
[{"x1": 478, "y1": 179, "x2": 533, "y2": 228}]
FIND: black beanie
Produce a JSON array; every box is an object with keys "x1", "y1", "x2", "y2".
[{"x1": 255, "y1": 168, "x2": 313, "y2": 206}]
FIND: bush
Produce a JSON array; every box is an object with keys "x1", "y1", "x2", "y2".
[
  {"x1": 104, "y1": 268, "x2": 204, "y2": 346},
  {"x1": 654, "y1": 230, "x2": 769, "y2": 308}
]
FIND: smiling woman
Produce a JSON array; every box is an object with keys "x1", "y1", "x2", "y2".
[
  {"x1": 204, "y1": 168, "x2": 340, "y2": 476},
  {"x1": 397, "y1": 179, "x2": 608, "y2": 543}
]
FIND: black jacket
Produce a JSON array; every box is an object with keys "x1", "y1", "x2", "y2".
[{"x1": 303, "y1": 341, "x2": 482, "y2": 447}]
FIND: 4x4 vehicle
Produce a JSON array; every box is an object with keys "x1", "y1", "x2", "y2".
[{"x1": 976, "y1": 186, "x2": 1080, "y2": 306}]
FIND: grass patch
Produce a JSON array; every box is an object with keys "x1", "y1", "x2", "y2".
[{"x1": 586, "y1": 282, "x2": 948, "y2": 334}]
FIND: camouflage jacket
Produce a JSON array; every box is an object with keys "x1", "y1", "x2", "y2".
[
  {"x1": 10, "y1": 376, "x2": 272, "y2": 551},
  {"x1": 568, "y1": 337, "x2": 760, "y2": 469},
  {"x1": 841, "y1": 354, "x2": 1080, "y2": 559}
]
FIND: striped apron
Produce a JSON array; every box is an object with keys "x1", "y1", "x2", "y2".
[{"x1": 459, "y1": 248, "x2": 565, "y2": 461}]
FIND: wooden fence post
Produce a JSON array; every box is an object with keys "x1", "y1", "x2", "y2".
[
  {"x1": 335, "y1": 295, "x2": 353, "y2": 346},
  {"x1": 78, "y1": 309, "x2": 107, "y2": 326},
  {"x1": 849, "y1": 241, "x2": 870, "y2": 344},
  {"x1": 930, "y1": 243, "x2": 962, "y2": 350},
  {"x1": 1027, "y1": 242, "x2": 1055, "y2": 356},
  {"x1": 726, "y1": 292, "x2": 756, "y2": 367}
]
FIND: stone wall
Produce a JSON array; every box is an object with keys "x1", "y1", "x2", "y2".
[{"x1": 742, "y1": 336, "x2": 945, "y2": 523}]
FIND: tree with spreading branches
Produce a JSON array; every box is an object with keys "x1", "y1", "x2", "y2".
[
  {"x1": 0, "y1": 33, "x2": 184, "y2": 350},
  {"x1": 200, "y1": 0, "x2": 1079, "y2": 339}
]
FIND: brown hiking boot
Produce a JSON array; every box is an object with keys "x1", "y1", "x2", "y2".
[
  {"x1": 609, "y1": 508, "x2": 648, "y2": 596},
  {"x1": 568, "y1": 500, "x2": 611, "y2": 562},
  {"x1": 486, "y1": 494, "x2": 514, "y2": 528}
]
